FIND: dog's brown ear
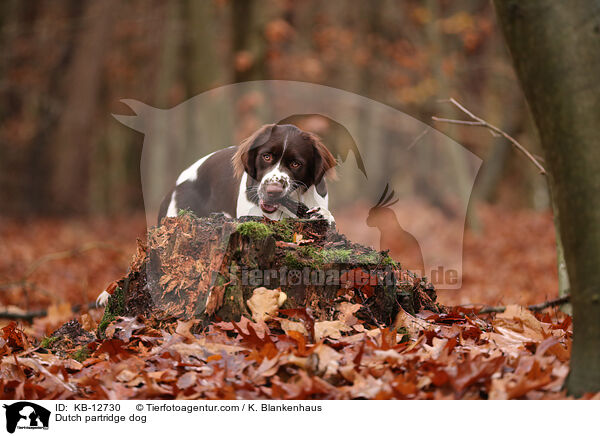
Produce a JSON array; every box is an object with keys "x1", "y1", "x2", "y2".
[
  {"x1": 232, "y1": 124, "x2": 275, "y2": 180},
  {"x1": 308, "y1": 132, "x2": 337, "y2": 183}
]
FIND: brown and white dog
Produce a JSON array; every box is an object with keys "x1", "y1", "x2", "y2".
[
  {"x1": 157, "y1": 123, "x2": 337, "y2": 224},
  {"x1": 97, "y1": 124, "x2": 337, "y2": 306}
]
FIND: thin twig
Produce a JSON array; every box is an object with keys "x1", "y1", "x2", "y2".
[
  {"x1": 432, "y1": 97, "x2": 547, "y2": 175},
  {"x1": 406, "y1": 128, "x2": 430, "y2": 150},
  {"x1": 477, "y1": 295, "x2": 570, "y2": 315},
  {"x1": 0, "y1": 301, "x2": 99, "y2": 322}
]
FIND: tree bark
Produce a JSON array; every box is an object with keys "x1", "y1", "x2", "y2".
[{"x1": 494, "y1": 0, "x2": 600, "y2": 396}]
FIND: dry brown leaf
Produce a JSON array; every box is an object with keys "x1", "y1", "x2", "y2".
[
  {"x1": 336, "y1": 302, "x2": 362, "y2": 327},
  {"x1": 422, "y1": 337, "x2": 449, "y2": 360},
  {"x1": 279, "y1": 319, "x2": 308, "y2": 336},
  {"x1": 494, "y1": 304, "x2": 550, "y2": 342},
  {"x1": 80, "y1": 314, "x2": 97, "y2": 331},
  {"x1": 393, "y1": 307, "x2": 432, "y2": 338},
  {"x1": 310, "y1": 343, "x2": 342, "y2": 378},
  {"x1": 116, "y1": 369, "x2": 138, "y2": 383},
  {"x1": 176, "y1": 371, "x2": 198, "y2": 390},
  {"x1": 314, "y1": 320, "x2": 352, "y2": 341},
  {"x1": 481, "y1": 331, "x2": 526, "y2": 357},
  {"x1": 175, "y1": 320, "x2": 197, "y2": 341},
  {"x1": 246, "y1": 287, "x2": 287, "y2": 322}
]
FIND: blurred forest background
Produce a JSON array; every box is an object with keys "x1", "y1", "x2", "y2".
[{"x1": 0, "y1": 0, "x2": 558, "y2": 315}]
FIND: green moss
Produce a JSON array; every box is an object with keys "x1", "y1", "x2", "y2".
[
  {"x1": 286, "y1": 247, "x2": 353, "y2": 269},
  {"x1": 298, "y1": 246, "x2": 323, "y2": 268},
  {"x1": 298, "y1": 245, "x2": 318, "y2": 258},
  {"x1": 177, "y1": 208, "x2": 197, "y2": 218},
  {"x1": 97, "y1": 285, "x2": 125, "y2": 336},
  {"x1": 285, "y1": 251, "x2": 307, "y2": 269},
  {"x1": 269, "y1": 218, "x2": 295, "y2": 242},
  {"x1": 284, "y1": 245, "x2": 397, "y2": 271},
  {"x1": 236, "y1": 222, "x2": 273, "y2": 240},
  {"x1": 355, "y1": 251, "x2": 382, "y2": 265},
  {"x1": 40, "y1": 336, "x2": 58, "y2": 349},
  {"x1": 354, "y1": 251, "x2": 399, "y2": 267},
  {"x1": 320, "y1": 248, "x2": 352, "y2": 264},
  {"x1": 381, "y1": 254, "x2": 399, "y2": 268},
  {"x1": 70, "y1": 345, "x2": 91, "y2": 362}
]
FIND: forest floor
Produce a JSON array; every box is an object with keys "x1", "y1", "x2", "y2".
[{"x1": 0, "y1": 205, "x2": 587, "y2": 399}]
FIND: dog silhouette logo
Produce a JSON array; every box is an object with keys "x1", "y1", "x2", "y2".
[
  {"x1": 114, "y1": 80, "x2": 481, "y2": 291},
  {"x1": 3, "y1": 402, "x2": 50, "y2": 433}
]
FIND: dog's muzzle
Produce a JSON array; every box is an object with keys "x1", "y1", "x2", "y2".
[{"x1": 259, "y1": 175, "x2": 289, "y2": 213}]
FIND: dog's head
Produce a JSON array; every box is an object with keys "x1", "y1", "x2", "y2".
[{"x1": 233, "y1": 124, "x2": 337, "y2": 214}]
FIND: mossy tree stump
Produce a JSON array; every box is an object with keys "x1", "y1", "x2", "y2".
[{"x1": 99, "y1": 214, "x2": 442, "y2": 332}]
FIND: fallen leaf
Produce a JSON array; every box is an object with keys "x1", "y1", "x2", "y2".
[
  {"x1": 336, "y1": 302, "x2": 362, "y2": 327},
  {"x1": 247, "y1": 287, "x2": 287, "y2": 322},
  {"x1": 494, "y1": 305, "x2": 550, "y2": 342},
  {"x1": 80, "y1": 314, "x2": 97, "y2": 331},
  {"x1": 279, "y1": 319, "x2": 308, "y2": 336},
  {"x1": 393, "y1": 307, "x2": 432, "y2": 338},
  {"x1": 314, "y1": 320, "x2": 352, "y2": 341}
]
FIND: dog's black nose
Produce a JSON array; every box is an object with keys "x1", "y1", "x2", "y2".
[{"x1": 265, "y1": 183, "x2": 284, "y2": 198}]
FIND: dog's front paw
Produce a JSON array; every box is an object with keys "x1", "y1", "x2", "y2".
[
  {"x1": 96, "y1": 291, "x2": 111, "y2": 307},
  {"x1": 96, "y1": 281, "x2": 118, "y2": 307}
]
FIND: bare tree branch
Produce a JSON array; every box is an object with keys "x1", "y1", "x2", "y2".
[{"x1": 432, "y1": 97, "x2": 547, "y2": 175}]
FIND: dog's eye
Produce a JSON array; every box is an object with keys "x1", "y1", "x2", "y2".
[
  {"x1": 262, "y1": 153, "x2": 273, "y2": 162},
  {"x1": 290, "y1": 160, "x2": 302, "y2": 169}
]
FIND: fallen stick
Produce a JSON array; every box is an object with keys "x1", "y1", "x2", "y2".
[
  {"x1": 0, "y1": 302, "x2": 98, "y2": 322},
  {"x1": 477, "y1": 294, "x2": 570, "y2": 315}
]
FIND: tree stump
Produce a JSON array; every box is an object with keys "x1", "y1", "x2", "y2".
[{"x1": 99, "y1": 213, "x2": 443, "y2": 333}]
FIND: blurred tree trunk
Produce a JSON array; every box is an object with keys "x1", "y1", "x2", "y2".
[
  {"x1": 231, "y1": 0, "x2": 265, "y2": 82},
  {"x1": 494, "y1": 0, "x2": 600, "y2": 396},
  {"x1": 0, "y1": 0, "x2": 17, "y2": 120},
  {"x1": 182, "y1": 0, "x2": 228, "y2": 168},
  {"x1": 475, "y1": 60, "x2": 521, "y2": 206},
  {"x1": 185, "y1": 0, "x2": 222, "y2": 93},
  {"x1": 0, "y1": 0, "x2": 20, "y2": 209},
  {"x1": 426, "y1": 0, "x2": 480, "y2": 227},
  {"x1": 51, "y1": 0, "x2": 114, "y2": 214},
  {"x1": 144, "y1": 0, "x2": 182, "y2": 219},
  {"x1": 23, "y1": 0, "x2": 82, "y2": 215},
  {"x1": 358, "y1": 2, "x2": 385, "y2": 199}
]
